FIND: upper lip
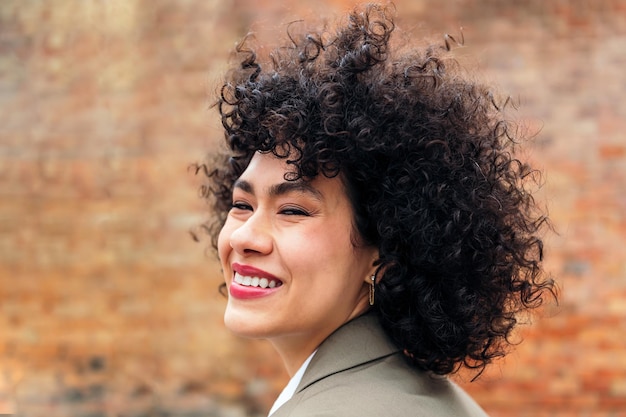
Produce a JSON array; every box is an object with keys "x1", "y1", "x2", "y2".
[{"x1": 232, "y1": 263, "x2": 281, "y2": 281}]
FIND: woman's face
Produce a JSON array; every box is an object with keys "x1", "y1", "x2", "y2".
[{"x1": 218, "y1": 152, "x2": 378, "y2": 353}]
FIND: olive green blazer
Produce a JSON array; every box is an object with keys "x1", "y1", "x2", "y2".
[{"x1": 271, "y1": 313, "x2": 489, "y2": 417}]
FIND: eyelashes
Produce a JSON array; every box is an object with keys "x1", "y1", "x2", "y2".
[
  {"x1": 279, "y1": 206, "x2": 310, "y2": 216},
  {"x1": 230, "y1": 201, "x2": 311, "y2": 217},
  {"x1": 231, "y1": 202, "x2": 252, "y2": 211}
]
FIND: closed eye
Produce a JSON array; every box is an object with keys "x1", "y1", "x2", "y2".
[
  {"x1": 279, "y1": 206, "x2": 310, "y2": 216},
  {"x1": 231, "y1": 202, "x2": 252, "y2": 211}
]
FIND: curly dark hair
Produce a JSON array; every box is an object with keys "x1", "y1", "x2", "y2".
[{"x1": 196, "y1": 4, "x2": 556, "y2": 377}]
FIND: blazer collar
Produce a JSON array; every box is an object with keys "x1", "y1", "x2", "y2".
[{"x1": 296, "y1": 313, "x2": 401, "y2": 393}]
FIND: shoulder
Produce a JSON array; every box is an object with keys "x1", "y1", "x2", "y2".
[
  {"x1": 275, "y1": 353, "x2": 489, "y2": 417},
  {"x1": 271, "y1": 314, "x2": 489, "y2": 417}
]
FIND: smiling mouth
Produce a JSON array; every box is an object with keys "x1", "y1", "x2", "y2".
[{"x1": 234, "y1": 272, "x2": 282, "y2": 289}]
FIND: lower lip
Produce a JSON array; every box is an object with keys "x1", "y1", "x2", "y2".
[{"x1": 229, "y1": 281, "x2": 282, "y2": 299}]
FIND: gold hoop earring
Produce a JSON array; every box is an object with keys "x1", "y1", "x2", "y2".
[{"x1": 369, "y1": 274, "x2": 376, "y2": 306}]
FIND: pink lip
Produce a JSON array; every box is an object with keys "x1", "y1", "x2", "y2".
[
  {"x1": 229, "y1": 263, "x2": 283, "y2": 300},
  {"x1": 232, "y1": 263, "x2": 279, "y2": 280}
]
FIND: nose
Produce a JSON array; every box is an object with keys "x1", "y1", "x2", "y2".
[{"x1": 229, "y1": 210, "x2": 273, "y2": 255}]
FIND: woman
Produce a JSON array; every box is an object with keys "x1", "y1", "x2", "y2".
[{"x1": 198, "y1": 4, "x2": 556, "y2": 416}]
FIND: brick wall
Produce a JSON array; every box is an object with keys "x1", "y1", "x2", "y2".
[{"x1": 0, "y1": 1, "x2": 624, "y2": 416}]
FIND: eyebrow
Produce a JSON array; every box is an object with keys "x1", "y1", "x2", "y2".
[{"x1": 233, "y1": 178, "x2": 324, "y2": 201}]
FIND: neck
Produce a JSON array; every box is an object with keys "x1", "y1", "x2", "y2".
[
  {"x1": 270, "y1": 310, "x2": 371, "y2": 376},
  {"x1": 270, "y1": 334, "x2": 322, "y2": 377}
]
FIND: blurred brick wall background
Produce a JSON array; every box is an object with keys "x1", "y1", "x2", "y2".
[{"x1": 0, "y1": 0, "x2": 624, "y2": 416}]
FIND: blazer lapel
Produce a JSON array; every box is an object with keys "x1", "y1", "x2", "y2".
[{"x1": 295, "y1": 313, "x2": 401, "y2": 393}]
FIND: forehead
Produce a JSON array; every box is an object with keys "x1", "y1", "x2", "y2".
[
  {"x1": 236, "y1": 152, "x2": 344, "y2": 200},
  {"x1": 239, "y1": 152, "x2": 294, "y2": 177}
]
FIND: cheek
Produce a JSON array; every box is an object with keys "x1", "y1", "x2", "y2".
[{"x1": 303, "y1": 227, "x2": 355, "y2": 272}]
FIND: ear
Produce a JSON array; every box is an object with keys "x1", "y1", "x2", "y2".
[
  {"x1": 363, "y1": 249, "x2": 381, "y2": 285},
  {"x1": 363, "y1": 272, "x2": 376, "y2": 285}
]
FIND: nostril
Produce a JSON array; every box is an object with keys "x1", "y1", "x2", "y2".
[{"x1": 243, "y1": 248, "x2": 263, "y2": 254}]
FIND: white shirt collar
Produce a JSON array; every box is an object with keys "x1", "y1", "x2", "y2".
[{"x1": 268, "y1": 350, "x2": 317, "y2": 416}]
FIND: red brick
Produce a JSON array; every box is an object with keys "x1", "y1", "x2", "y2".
[{"x1": 1, "y1": 0, "x2": 626, "y2": 416}]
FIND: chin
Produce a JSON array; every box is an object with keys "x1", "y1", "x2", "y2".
[{"x1": 223, "y1": 308, "x2": 269, "y2": 339}]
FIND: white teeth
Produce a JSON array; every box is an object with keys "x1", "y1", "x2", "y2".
[{"x1": 234, "y1": 272, "x2": 279, "y2": 289}]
